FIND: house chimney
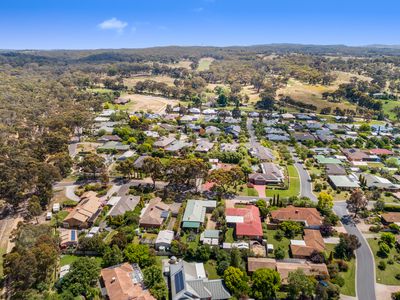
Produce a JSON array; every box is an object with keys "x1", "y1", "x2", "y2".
[
  {"x1": 111, "y1": 277, "x2": 116, "y2": 283},
  {"x1": 295, "y1": 210, "x2": 299, "y2": 214}
]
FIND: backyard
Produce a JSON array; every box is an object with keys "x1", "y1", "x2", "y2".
[
  {"x1": 265, "y1": 229, "x2": 301, "y2": 258},
  {"x1": 60, "y1": 255, "x2": 103, "y2": 267}
]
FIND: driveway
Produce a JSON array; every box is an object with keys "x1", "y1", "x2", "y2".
[
  {"x1": 334, "y1": 202, "x2": 376, "y2": 300},
  {"x1": 253, "y1": 185, "x2": 266, "y2": 198},
  {"x1": 289, "y1": 147, "x2": 317, "y2": 201}
]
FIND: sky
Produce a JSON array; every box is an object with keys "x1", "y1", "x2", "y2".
[{"x1": 0, "y1": 0, "x2": 400, "y2": 50}]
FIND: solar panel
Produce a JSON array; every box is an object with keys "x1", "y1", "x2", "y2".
[
  {"x1": 175, "y1": 270, "x2": 184, "y2": 294},
  {"x1": 71, "y1": 230, "x2": 76, "y2": 241}
]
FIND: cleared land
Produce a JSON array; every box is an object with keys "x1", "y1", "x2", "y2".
[
  {"x1": 116, "y1": 93, "x2": 179, "y2": 113},
  {"x1": 124, "y1": 75, "x2": 176, "y2": 89},
  {"x1": 197, "y1": 57, "x2": 215, "y2": 71},
  {"x1": 276, "y1": 78, "x2": 357, "y2": 112}
]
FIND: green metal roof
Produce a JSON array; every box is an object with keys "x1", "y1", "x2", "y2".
[
  {"x1": 315, "y1": 155, "x2": 342, "y2": 165},
  {"x1": 182, "y1": 221, "x2": 200, "y2": 228}
]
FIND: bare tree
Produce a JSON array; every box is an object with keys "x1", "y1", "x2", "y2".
[{"x1": 346, "y1": 189, "x2": 368, "y2": 217}]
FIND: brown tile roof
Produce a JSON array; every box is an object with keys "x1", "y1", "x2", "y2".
[
  {"x1": 64, "y1": 191, "x2": 101, "y2": 226},
  {"x1": 247, "y1": 257, "x2": 277, "y2": 273},
  {"x1": 304, "y1": 229, "x2": 325, "y2": 252},
  {"x1": 276, "y1": 261, "x2": 328, "y2": 284},
  {"x1": 270, "y1": 206, "x2": 322, "y2": 227},
  {"x1": 342, "y1": 148, "x2": 369, "y2": 161},
  {"x1": 247, "y1": 258, "x2": 328, "y2": 284},
  {"x1": 101, "y1": 263, "x2": 155, "y2": 300},
  {"x1": 139, "y1": 198, "x2": 170, "y2": 227},
  {"x1": 381, "y1": 212, "x2": 400, "y2": 223}
]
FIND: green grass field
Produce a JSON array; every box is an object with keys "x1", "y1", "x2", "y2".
[
  {"x1": 225, "y1": 228, "x2": 234, "y2": 243},
  {"x1": 197, "y1": 58, "x2": 214, "y2": 71},
  {"x1": 325, "y1": 244, "x2": 356, "y2": 296},
  {"x1": 204, "y1": 260, "x2": 220, "y2": 279},
  {"x1": 368, "y1": 238, "x2": 400, "y2": 285},
  {"x1": 381, "y1": 100, "x2": 400, "y2": 121},
  {"x1": 60, "y1": 255, "x2": 103, "y2": 267},
  {"x1": 239, "y1": 185, "x2": 259, "y2": 197},
  {"x1": 265, "y1": 165, "x2": 300, "y2": 198},
  {"x1": 265, "y1": 229, "x2": 301, "y2": 258}
]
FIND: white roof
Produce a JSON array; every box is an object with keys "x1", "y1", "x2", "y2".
[
  {"x1": 267, "y1": 244, "x2": 274, "y2": 250},
  {"x1": 226, "y1": 215, "x2": 244, "y2": 223},
  {"x1": 156, "y1": 230, "x2": 174, "y2": 245},
  {"x1": 291, "y1": 240, "x2": 307, "y2": 246},
  {"x1": 107, "y1": 196, "x2": 121, "y2": 206},
  {"x1": 194, "y1": 263, "x2": 207, "y2": 279}
]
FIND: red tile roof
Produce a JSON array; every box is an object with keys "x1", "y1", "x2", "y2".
[
  {"x1": 369, "y1": 148, "x2": 394, "y2": 156},
  {"x1": 225, "y1": 205, "x2": 263, "y2": 237}
]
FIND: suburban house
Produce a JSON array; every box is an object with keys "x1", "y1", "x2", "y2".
[
  {"x1": 325, "y1": 164, "x2": 347, "y2": 176},
  {"x1": 155, "y1": 230, "x2": 175, "y2": 250},
  {"x1": 153, "y1": 136, "x2": 176, "y2": 148},
  {"x1": 165, "y1": 141, "x2": 192, "y2": 152},
  {"x1": 369, "y1": 148, "x2": 394, "y2": 156},
  {"x1": 270, "y1": 206, "x2": 323, "y2": 229},
  {"x1": 293, "y1": 132, "x2": 316, "y2": 142},
  {"x1": 290, "y1": 229, "x2": 325, "y2": 259},
  {"x1": 249, "y1": 144, "x2": 275, "y2": 161},
  {"x1": 328, "y1": 175, "x2": 360, "y2": 190},
  {"x1": 342, "y1": 148, "x2": 370, "y2": 161},
  {"x1": 266, "y1": 134, "x2": 290, "y2": 142},
  {"x1": 225, "y1": 125, "x2": 241, "y2": 138},
  {"x1": 363, "y1": 174, "x2": 400, "y2": 191},
  {"x1": 225, "y1": 205, "x2": 263, "y2": 239},
  {"x1": 315, "y1": 155, "x2": 342, "y2": 165},
  {"x1": 100, "y1": 263, "x2": 155, "y2": 300},
  {"x1": 107, "y1": 195, "x2": 140, "y2": 217},
  {"x1": 139, "y1": 198, "x2": 170, "y2": 228},
  {"x1": 182, "y1": 200, "x2": 217, "y2": 230},
  {"x1": 167, "y1": 260, "x2": 231, "y2": 300},
  {"x1": 63, "y1": 191, "x2": 101, "y2": 229},
  {"x1": 97, "y1": 135, "x2": 122, "y2": 143},
  {"x1": 195, "y1": 140, "x2": 215, "y2": 152},
  {"x1": 249, "y1": 163, "x2": 284, "y2": 185},
  {"x1": 200, "y1": 230, "x2": 221, "y2": 246},
  {"x1": 247, "y1": 258, "x2": 328, "y2": 284},
  {"x1": 98, "y1": 141, "x2": 130, "y2": 152},
  {"x1": 133, "y1": 155, "x2": 151, "y2": 169},
  {"x1": 220, "y1": 143, "x2": 239, "y2": 152},
  {"x1": 59, "y1": 229, "x2": 78, "y2": 249},
  {"x1": 381, "y1": 212, "x2": 400, "y2": 225}
]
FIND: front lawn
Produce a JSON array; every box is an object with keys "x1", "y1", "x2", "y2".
[
  {"x1": 368, "y1": 237, "x2": 400, "y2": 285},
  {"x1": 265, "y1": 165, "x2": 300, "y2": 198},
  {"x1": 325, "y1": 244, "x2": 356, "y2": 296}
]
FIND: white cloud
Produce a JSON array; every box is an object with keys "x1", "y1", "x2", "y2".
[{"x1": 98, "y1": 18, "x2": 128, "y2": 33}]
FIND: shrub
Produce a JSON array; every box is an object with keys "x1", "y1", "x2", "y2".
[
  {"x1": 331, "y1": 275, "x2": 345, "y2": 287},
  {"x1": 395, "y1": 274, "x2": 400, "y2": 281},
  {"x1": 378, "y1": 261, "x2": 387, "y2": 270},
  {"x1": 381, "y1": 232, "x2": 396, "y2": 247},
  {"x1": 274, "y1": 230, "x2": 284, "y2": 241},
  {"x1": 388, "y1": 259, "x2": 395, "y2": 265},
  {"x1": 336, "y1": 259, "x2": 349, "y2": 272},
  {"x1": 274, "y1": 246, "x2": 285, "y2": 260},
  {"x1": 369, "y1": 225, "x2": 381, "y2": 233},
  {"x1": 378, "y1": 242, "x2": 390, "y2": 258}
]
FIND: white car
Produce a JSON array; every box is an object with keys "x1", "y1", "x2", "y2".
[{"x1": 45, "y1": 212, "x2": 52, "y2": 220}]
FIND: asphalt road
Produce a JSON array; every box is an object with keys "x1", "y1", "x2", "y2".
[{"x1": 334, "y1": 202, "x2": 376, "y2": 300}]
